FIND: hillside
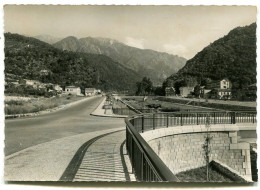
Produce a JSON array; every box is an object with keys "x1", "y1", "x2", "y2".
[
  {"x1": 53, "y1": 36, "x2": 187, "y2": 84},
  {"x1": 166, "y1": 23, "x2": 256, "y2": 97},
  {"x1": 4, "y1": 33, "x2": 141, "y2": 93}
]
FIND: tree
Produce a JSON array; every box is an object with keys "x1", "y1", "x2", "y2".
[
  {"x1": 193, "y1": 85, "x2": 201, "y2": 98},
  {"x1": 135, "y1": 77, "x2": 153, "y2": 96},
  {"x1": 202, "y1": 114, "x2": 212, "y2": 181}
]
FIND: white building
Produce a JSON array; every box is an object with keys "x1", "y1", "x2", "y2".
[
  {"x1": 65, "y1": 86, "x2": 81, "y2": 96},
  {"x1": 207, "y1": 78, "x2": 232, "y2": 99},
  {"x1": 85, "y1": 88, "x2": 96, "y2": 96}
]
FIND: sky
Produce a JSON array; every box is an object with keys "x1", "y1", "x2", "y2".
[{"x1": 4, "y1": 5, "x2": 256, "y2": 59}]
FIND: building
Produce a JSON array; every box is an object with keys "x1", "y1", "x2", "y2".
[
  {"x1": 165, "y1": 87, "x2": 175, "y2": 96},
  {"x1": 207, "y1": 78, "x2": 232, "y2": 99},
  {"x1": 179, "y1": 86, "x2": 194, "y2": 97},
  {"x1": 207, "y1": 78, "x2": 231, "y2": 89},
  {"x1": 64, "y1": 86, "x2": 81, "y2": 96},
  {"x1": 85, "y1": 88, "x2": 96, "y2": 96}
]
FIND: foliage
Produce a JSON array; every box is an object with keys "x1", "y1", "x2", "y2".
[
  {"x1": 176, "y1": 166, "x2": 233, "y2": 182},
  {"x1": 193, "y1": 85, "x2": 201, "y2": 97},
  {"x1": 135, "y1": 77, "x2": 153, "y2": 95},
  {"x1": 165, "y1": 23, "x2": 256, "y2": 99}
]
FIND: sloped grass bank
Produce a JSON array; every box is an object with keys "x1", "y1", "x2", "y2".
[{"x1": 5, "y1": 95, "x2": 85, "y2": 115}]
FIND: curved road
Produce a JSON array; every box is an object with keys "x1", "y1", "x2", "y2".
[{"x1": 5, "y1": 96, "x2": 125, "y2": 156}]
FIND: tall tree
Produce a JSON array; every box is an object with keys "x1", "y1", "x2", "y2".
[{"x1": 136, "y1": 77, "x2": 153, "y2": 95}]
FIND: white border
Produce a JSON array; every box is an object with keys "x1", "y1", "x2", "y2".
[{"x1": 0, "y1": 0, "x2": 259, "y2": 190}]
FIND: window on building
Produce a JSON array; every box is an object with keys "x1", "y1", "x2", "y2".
[{"x1": 223, "y1": 86, "x2": 226, "y2": 89}]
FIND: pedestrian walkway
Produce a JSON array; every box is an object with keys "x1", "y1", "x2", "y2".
[
  {"x1": 73, "y1": 131, "x2": 135, "y2": 181},
  {"x1": 5, "y1": 127, "x2": 134, "y2": 181}
]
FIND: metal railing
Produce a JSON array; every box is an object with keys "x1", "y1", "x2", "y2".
[
  {"x1": 125, "y1": 116, "x2": 180, "y2": 182},
  {"x1": 125, "y1": 111, "x2": 256, "y2": 181}
]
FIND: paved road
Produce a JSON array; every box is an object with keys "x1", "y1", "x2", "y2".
[{"x1": 5, "y1": 96, "x2": 125, "y2": 156}]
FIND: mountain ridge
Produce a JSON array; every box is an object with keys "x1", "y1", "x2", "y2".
[{"x1": 53, "y1": 36, "x2": 187, "y2": 84}]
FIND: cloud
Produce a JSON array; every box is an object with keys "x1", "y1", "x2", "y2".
[
  {"x1": 163, "y1": 44, "x2": 188, "y2": 59},
  {"x1": 125, "y1": 37, "x2": 144, "y2": 49}
]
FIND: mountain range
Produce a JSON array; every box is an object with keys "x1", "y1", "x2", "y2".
[
  {"x1": 4, "y1": 33, "x2": 142, "y2": 92},
  {"x1": 52, "y1": 36, "x2": 187, "y2": 84}
]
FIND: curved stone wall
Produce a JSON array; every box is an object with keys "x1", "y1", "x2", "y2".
[{"x1": 141, "y1": 124, "x2": 255, "y2": 181}]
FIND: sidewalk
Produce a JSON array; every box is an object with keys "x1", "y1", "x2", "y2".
[
  {"x1": 90, "y1": 97, "x2": 128, "y2": 118},
  {"x1": 5, "y1": 127, "x2": 125, "y2": 181},
  {"x1": 73, "y1": 130, "x2": 135, "y2": 181}
]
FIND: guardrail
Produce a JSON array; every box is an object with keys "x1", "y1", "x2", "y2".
[{"x1": 125, "y1": 111, "x2": 256, "y2": 181}]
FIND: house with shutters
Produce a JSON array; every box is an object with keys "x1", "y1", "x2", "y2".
[{"x1": 207, "y1": 78, "x2": 232, "y2": 99}]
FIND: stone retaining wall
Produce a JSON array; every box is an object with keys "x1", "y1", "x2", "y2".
[{"x1": 141, "y1": 124, "x2": 255, "y2": 181}]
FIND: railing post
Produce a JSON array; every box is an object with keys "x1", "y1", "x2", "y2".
[
  {"x1": 126, "y1": 127, "x2": 128, "y2": 154},
  {"x1": 213, "y1": 112, "x2": 216, "y2": 124},
  {"x1": 166, "y1": 114, "x2": 169, "y2": 128},
  {"x1": 181, "y1": 113, "x2": 183, "y2": 126},
  {"x1": 153, "y1": 113, "x2": 155, "y2": 130},
  {"x1": 141, "y1": 153, "x2": 144, "y2": 181},
  {"x1": 197, "y1": 113, "x2": 199, "y2": 125},
  {"x1": 231, "y1": 112, "x2": 236, "y2": 124},
  {"x1": 142, "y1": 116, "x2": 144, "y2": 133}
]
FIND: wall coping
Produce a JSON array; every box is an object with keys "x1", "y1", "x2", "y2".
[{"x1": 141, "y1": 124, "x2": 256, "y2": 142}]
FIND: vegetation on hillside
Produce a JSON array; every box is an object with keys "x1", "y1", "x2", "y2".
[
  {"x1": 4, "y1": 33, "x2": 141, "y2": 94},
  {"x1": 165, "y1": 23, "x2": 256, "y2": 100}
]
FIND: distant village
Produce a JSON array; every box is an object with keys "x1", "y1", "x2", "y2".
[
  {"x1": 5, "y1": 78, "x2": 102, "y2": 97},
  {"x1": 165, "y1": 78, "x2": 256, "y2": 101}
]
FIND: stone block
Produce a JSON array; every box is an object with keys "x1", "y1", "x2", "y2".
[
  {"x1": 229, "y1": 131, "x2": 237, "y2": 137},
  {"x1": 237, "y1": 143, "x2": 250, "y2": 150},
  {"x1": 230, "y1": 144, "x2": 238, "y2": 150},
  {"x1": 245, "y1": 168, "x2": 252, "y2": 175},
  {"x1": 231, "y1": 137, "x2": 238, "y2": 144}
]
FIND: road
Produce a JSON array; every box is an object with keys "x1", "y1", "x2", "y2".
[{"x1": 5, "y1": 96, "x2": 125, "y2": 156}]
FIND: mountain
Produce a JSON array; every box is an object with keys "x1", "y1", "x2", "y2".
[
  {"x1": 53, "y1": 36, "x2": 187, "y2": 84},
  {"x1": 4, "y1": 33, "x2": 141, "y2": 92},
  {"x1": 34, "y1": 34, "x2": 62, "y2": 44},
  {"x1": 165, "y1": 23, "x2": 256, "y2": 97}
]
